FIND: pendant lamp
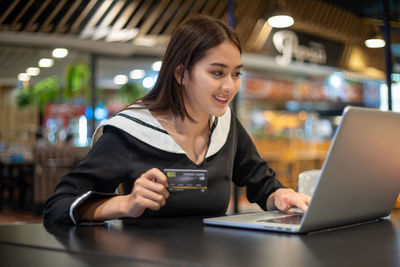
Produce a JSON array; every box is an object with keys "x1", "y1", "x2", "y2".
[
  {"x1": 267, "y1": 1, "x2": 294, "y2": 28},
  {"x1": 365, "y1": 26, "x2": 385, "y2": 48}
]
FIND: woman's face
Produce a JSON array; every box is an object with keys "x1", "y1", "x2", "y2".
[{"x1": 182, "y1": 40, "x2": 242, "y2": 119}]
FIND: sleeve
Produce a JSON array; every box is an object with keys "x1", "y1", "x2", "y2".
[
  {"x1": 42, "y1": 126, "x2": 134, "y2": 225},
  {"x1": 231, "y1": 116, "x2": 284, "y2": 210}
]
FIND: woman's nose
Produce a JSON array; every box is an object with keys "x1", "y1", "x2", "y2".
[{"x1": 221, "y1": 76, "x2": 239, "y2": 92}]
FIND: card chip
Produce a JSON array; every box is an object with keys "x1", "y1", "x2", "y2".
[{"x1": 166, "y1": 171, "x2": 176, "y2": 178}]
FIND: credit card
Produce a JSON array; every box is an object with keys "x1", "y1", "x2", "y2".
[{"x1": 163, "y1": 169, "x2": 207, "y2": 192}]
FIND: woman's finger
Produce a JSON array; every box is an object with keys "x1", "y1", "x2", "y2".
[
  {"x1": 133, "y1": 185, "x2": 167, "y2": 206},
  {"x1": 274, "y1": 189, "x2": 311, "y2": 212},
  {"x1": 142, "y1": 168, "x2": 168, "y2": 187},
  {"x1": 135, "y1": 176, "x2": 169, "y2": 198}
]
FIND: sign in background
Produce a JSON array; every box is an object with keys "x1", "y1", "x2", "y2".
[{"x1": 263, "y1": 29, "x2": 344, "y2": 68}]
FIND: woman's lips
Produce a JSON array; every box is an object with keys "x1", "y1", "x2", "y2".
[{"x1": 213, "y1": 95, "x2": 228, "y2": 104}]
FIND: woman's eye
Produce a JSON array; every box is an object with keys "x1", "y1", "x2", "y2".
[
  {"x1": 233, "y1": 72, "x2": 242, "y2": 77},
  {"x1": 213, "y1": 71, "x2": 223, "y2": 76}
]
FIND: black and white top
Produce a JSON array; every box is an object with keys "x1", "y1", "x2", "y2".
[{"x1": 43, "y1": 106, "x2": 283, "y2": 224}]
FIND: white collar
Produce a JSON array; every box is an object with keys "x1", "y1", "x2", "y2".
[{"x1": 92, "y1": 106, "x2": 231, "y2": 158}]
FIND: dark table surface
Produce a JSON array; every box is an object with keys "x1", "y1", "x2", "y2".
[{"x1": 1, "y1": 210, "x2": 400, "y2": 267}]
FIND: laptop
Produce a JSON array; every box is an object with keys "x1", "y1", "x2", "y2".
[{"x1": 203, "y1": 106, "x2": 400, "y2": 233}]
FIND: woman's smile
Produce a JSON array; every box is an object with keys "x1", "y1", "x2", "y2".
[
  {"x1": 213, "y1": 94, "x2": 229, "y2": 104},
  {"x1": 182, "y1": 40, "x2": 242, "y2": 118}
]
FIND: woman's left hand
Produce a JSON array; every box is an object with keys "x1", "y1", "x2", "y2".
[{"x1": 266, "y1": 188, "x2": 311, "y2": 212}]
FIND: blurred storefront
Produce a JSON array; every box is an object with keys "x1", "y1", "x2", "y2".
[
  {"x1": 235, "y1": 27, "x2": 386, "y2": 192},
  {"x1": 0, "y1": 0, "x2": 399, "y2": 214}
]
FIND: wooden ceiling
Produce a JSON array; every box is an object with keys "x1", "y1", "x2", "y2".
[
  {"x1": 0, "y1": 0, "x2": 397, "y2": 85},
  {"x1": 0, "y1": 0, "x2": 378, "y2": 45}
]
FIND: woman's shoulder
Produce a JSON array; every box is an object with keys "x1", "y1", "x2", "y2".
[
  {"x1": 92, "y1": 106, "x2": 153, "y2": 144},
  {"x1": 92, "y1": 106, "x2": 185, "y2": 154}
]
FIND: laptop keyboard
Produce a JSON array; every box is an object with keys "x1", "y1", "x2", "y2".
[{"x1": 257, "y1": 214, "x2": 304, "y2": 225}]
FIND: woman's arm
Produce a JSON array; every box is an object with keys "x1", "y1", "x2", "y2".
[
  {"x1": 43, "y1": 126, "x2": 141, "y2": 224},
  {"x1": 76, "y1": 168, "x2": 169, "y2": 222},
  {"x1": 231, "y1": 115, "x2": 310, "y2": 212},
  {"x1": 231, "y1": 116, "x2": 283, "y2": 210}
]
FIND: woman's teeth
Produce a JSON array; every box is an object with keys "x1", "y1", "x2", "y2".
[{"x1": 214, "y1": 95, "x2": 228, "y2": 102}]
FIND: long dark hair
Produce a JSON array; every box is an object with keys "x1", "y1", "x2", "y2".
[{"x1": 132, "y1": 15, "x2": 241, "y2": 121}]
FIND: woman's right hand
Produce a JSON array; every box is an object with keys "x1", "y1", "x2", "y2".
[
  {"x1": 121, "y1": 168, "x2": 170, "y2": 218},
  {"x1": 76, "y1": 168, "x2": 169, "y2": 223}
]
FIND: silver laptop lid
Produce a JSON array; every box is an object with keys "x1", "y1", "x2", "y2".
[{"x1": 300, "y1": 106, "x2": 400, "y2": 232}]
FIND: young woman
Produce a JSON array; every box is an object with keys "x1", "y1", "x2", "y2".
[{"x1": 43, "y1": 15, "x2": 310, "y2": 224}]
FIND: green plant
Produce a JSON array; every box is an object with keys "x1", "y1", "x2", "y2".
[
  {"x1": 64, "y1": 62, "x2": 91, "y2": 100},
  {"x1": 16, "y1": 87, "x2": 34, "y2": 107},
  {"x1": 32, "y1": 76, "x2": 61, "y2": 111},
  {"x1": 15, "y1": 76, "x2": 61, "y2": 112}
]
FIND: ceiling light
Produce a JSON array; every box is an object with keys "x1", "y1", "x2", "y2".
[
  {"x1": 113, "y1": 75, "x2": 128, "y2": 85},
  {"x1": 365, "y1": 26, "x2": 385, "y2": 48},
  {"x1": 267, "y1": 1, "x2": 294, "y2": 28},
  {"x1": 26, "y1": 67, "x2": 40, "y2": 76},
  {"x1": 130, "y1": 69, "x2": 145, "y2": 79},
  {"x1": 18, "y1": 73, "x2": 30, "y2": 81},
  {"x1": 365, "y1": 38, "x2": 385, "y2": 48},
  {"x1": 39, "y1": 58, "x2": 54, "y2": 68},
  {"x1": 151, "y1": 61, "x2": 162, "y2": 71},
  {"x1": 267, "y1": 15, "x2": 294, "y2": 28},
  {"x1": 142, "y1": 77, "x2": 155, "y2": 89},
  {"x1": 52, "y1": 48, "x2": 69, "y2": 58}
]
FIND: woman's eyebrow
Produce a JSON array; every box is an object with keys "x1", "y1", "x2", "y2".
[{"x1": 209, "y1": 63, "x2": 243, "y2": 68}]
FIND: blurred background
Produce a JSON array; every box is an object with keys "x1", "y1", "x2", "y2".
[{"x1": 1, "y1": 0, "x2": 399, "y2": 222}]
